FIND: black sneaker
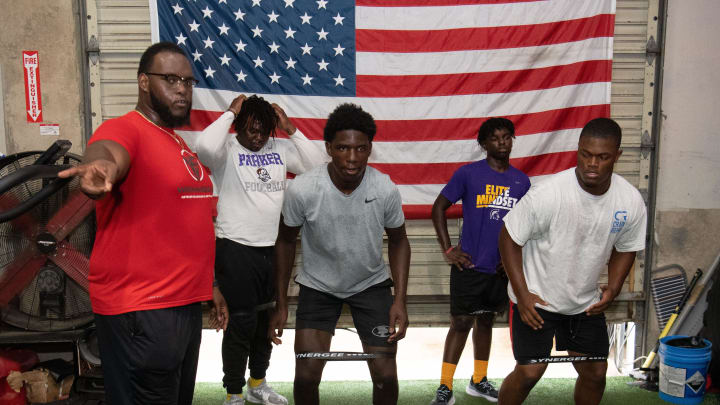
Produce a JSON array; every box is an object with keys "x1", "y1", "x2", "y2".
[
  {"x1": 430, "y1": 384, "x2": 455, "y2": 405},
  {"x1": 466, "y1": 376, "x2": 499, "y2": 402}
]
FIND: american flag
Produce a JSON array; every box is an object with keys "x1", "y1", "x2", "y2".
[{"x1": 150, "y1": 0, "x2": 615, "y2": 219}]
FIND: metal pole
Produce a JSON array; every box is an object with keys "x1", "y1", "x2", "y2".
[
  {"x1": 77, "y1": 0, "x2": 94, "y2": 146},
  {"x1": 0, "y1": 65, "x2": 7, "y2": 156},
  {"x1": 639, "y1": 0, "x2": 669, "y2": 357}
]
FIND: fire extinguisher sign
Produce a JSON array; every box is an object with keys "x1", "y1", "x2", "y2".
[{"x1": 23, "y1": 51, "x2": 43, "y2": 123}]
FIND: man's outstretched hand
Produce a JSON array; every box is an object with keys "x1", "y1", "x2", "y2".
[{"x1": 58, "y1": 159, "x2": 118, "y2": 199}]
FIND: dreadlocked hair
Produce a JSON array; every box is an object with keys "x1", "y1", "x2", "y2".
[{"x1": 232, "y1": 95, "x2": 278, "y2": 138}]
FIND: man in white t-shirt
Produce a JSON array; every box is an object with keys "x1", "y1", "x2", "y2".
[
  {"x1": 196, "y1": 95, "x2": 325, "y2": 405},
  {"x1": 497, "y1": 118, "x2": 647, "y2": 405}
]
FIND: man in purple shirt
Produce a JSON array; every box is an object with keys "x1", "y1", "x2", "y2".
[{"x1": 430, "y1": 118, "x2": 530, "y2": 405}]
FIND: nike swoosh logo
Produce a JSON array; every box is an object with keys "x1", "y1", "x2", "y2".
[{"x1": 365, "y1": 197, "x2": 377, "y2": 203}]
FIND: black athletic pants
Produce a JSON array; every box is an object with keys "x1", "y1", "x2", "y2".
[
  {"x1": 215, "y1": 238, "x2": 275, "y2": 394},
  {"x1": 94, "y1": 302, "x2": 202, "y2": 405}
]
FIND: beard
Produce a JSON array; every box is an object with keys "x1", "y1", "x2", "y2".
[{"x1": 149, "y1": 91, "x2": 191, "y2": 128}]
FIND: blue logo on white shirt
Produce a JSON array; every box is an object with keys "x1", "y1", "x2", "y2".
[
  {"x1": 611, "y1": 210, "x2": 627, "y2": 233},
  {"x1": 238, "y1": 152, "x2": 284, "y2": 167}
]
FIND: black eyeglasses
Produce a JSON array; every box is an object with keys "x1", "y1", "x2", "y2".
[{"x1": 144, "y1": 72, "x2": 199, "y2": 88}]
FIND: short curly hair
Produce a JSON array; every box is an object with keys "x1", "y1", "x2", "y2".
[
  {"x1": 323, "y1": 103, "x2": 376, "y2": 143},
  {"x1": 477, "y1": 117, "x2": 515, "y2": 145},
  {"x1": 232, "y1": 95, "x2": 278, "y2": 138},
  {"x1": 580, "y1": 117, "x2": 622, "y2": 149}
]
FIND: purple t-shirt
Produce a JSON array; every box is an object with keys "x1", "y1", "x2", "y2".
[{"x1": 441, "y1": 160, "x2": 530, "y2": 273}]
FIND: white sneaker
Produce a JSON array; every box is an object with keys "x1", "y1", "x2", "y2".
[
  {"x1": 223, "y1": 394, "x2": 245, "y2": 405},
  {"x1": 244, "y1": 380, "x2": 288, "y2": 405}
]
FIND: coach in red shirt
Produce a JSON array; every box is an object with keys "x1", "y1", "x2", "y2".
[{"x1": 60, "y1": 42, "x2": 228, "y2": 405}]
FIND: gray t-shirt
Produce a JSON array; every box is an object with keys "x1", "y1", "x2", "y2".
[{"x1": 282, "y1": 164, "x2": 405, "y2": 298}]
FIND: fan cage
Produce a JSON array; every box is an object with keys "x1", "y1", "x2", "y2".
[{"x1": 0, "y1": 152, "x2": 95, "y2": 331}]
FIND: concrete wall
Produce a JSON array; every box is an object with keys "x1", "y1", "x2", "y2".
[
  {"x1": 0, "y1": 0, "x2": 86, "y2": 155},
  {"x1": 648, "y1": 0, "x2": 720, "y2": 346}
]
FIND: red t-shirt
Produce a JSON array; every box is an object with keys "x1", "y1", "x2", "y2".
[{"x1": 88, "y1": 111, "x2": 215, "y2": 315}]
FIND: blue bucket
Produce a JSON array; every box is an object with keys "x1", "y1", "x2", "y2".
[{"x1": 658, "y1": 335, "x2": 713, "y2": 404}]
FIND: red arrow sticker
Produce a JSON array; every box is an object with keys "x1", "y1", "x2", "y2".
[{"x1": 23, "y1": 51, "x2": 43, "y2": 123}]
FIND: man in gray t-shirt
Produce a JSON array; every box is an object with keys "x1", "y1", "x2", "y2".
[{"x1": 270, "y1": 104, "x2": 410, "y2": 405}]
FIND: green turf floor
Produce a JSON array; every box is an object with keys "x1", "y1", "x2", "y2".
[{"x1": 193, "y1": 377, "x2": 720, "y2": 404}]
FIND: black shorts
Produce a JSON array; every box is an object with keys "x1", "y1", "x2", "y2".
[
  {"x1": 450, "y1": 265, "x2": 509, "y2": 316},
  {"x1": 509, "y1": 303, "x2": 609, "y2": 361},
  {"x1": 296, "y1": 279, "x2": 395, "y2": 347}
]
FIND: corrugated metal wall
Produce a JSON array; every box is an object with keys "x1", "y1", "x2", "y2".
[{"x1": 87, "y1": 0, "x2": 655, "y2": 326}]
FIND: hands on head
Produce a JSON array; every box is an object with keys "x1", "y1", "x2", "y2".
[
  {"x1": 272, "y1": 103, "x2": 296, "y2": 135},
  {"x1": 228, "y1": 94, "x2": 296, "y2": 135},
  {"x1": 227, "y1": 94, "x2": 246, "y2": 116}
]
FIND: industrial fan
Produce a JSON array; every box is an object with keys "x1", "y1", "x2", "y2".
[{"x1": 0, "y1": 140, "x2": 95, "y2": 332}]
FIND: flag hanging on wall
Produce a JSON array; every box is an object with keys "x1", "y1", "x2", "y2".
[{"x1": 150, "y1": 0, "x2": 615, "y2": 219}]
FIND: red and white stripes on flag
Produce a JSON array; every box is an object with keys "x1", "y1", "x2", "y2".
[{"x1": 178, "y1": 0, "x2": 615, "y2": 219}]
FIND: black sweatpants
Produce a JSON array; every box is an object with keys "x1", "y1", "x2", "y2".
[
  {"x1": 94, "y1": 302, "x2": 202, "y2": 405},
  {"x1": 215, "y1": 238, "x2": 275, "y2": 394}
]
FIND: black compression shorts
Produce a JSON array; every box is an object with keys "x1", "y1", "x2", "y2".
[
  {"x1": 509, "y1": 302, "x2": 609, "y2": 362},
  {"x1": 296, "y1": 279, "x2": 395, "y2": 347}
]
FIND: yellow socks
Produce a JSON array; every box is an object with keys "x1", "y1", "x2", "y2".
[
  {"x1": 440, "y1": 362, "x2": 457, "y2": 390},
  {"x1": 440, "y1": 360, "x2": 489, "y2": 389},
  {"x1": 473, "y1": 360, "x2": 489, "y2": 382},
  {"x1": 226, "y1": 393, "x2": 242, "y2": 400},
  {"x1": 248, "y1": 377, "x2": 264, "y2": 388}
]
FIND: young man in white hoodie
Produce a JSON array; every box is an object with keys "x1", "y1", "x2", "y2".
[{"x1": 197, "y1": 95, "x2": 325, "y2": 405}]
